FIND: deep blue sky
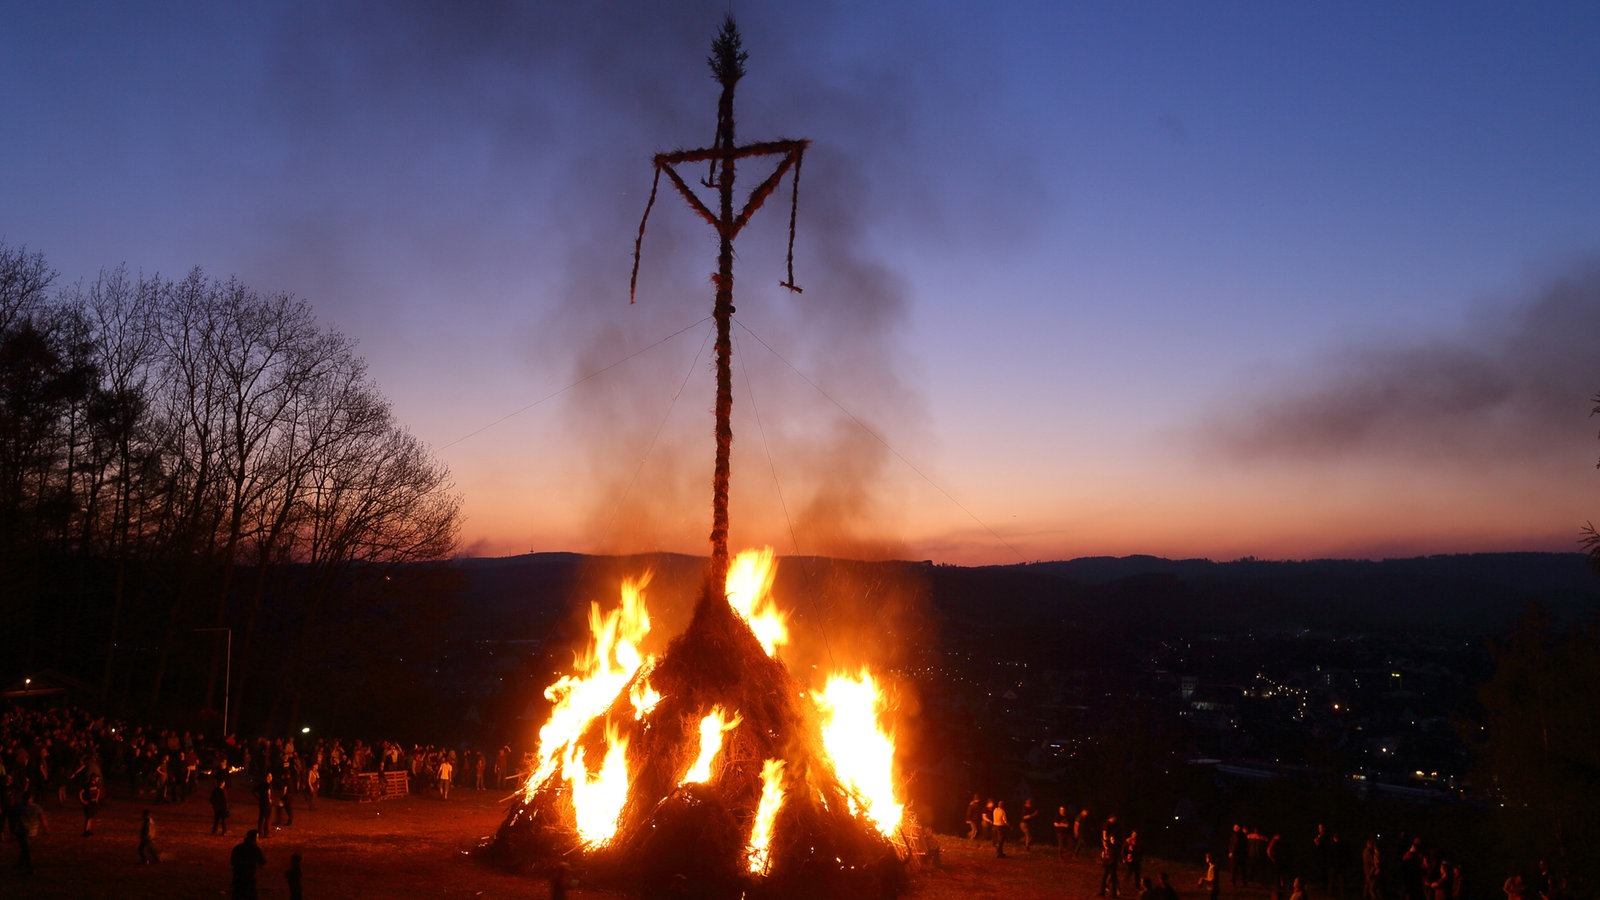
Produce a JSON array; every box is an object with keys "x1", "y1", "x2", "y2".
[{"x1": 4, "y1": 2, "x2": 1597, "y2": 562}]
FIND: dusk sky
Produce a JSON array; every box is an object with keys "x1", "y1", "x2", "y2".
[{"x1": 4, "y1": 2, "x2": 1597, "y2": 565}]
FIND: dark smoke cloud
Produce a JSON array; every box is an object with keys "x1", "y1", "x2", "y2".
[{"x1": 1199, "y1": 259, "x2": 1600, "y2": 466}]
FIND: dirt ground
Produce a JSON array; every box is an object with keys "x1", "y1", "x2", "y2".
[{"x1": 0, "y1": 781, "x2": 1269, "y2": 899}]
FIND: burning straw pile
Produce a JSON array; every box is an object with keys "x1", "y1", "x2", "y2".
[{"x1": 489, "y1": 549, "x2": 908, "y2": 898}]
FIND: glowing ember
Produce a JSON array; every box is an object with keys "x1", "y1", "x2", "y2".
[
  {"x1": 746, "y1": 758, "x2": 788, "y2": 874},
  {"x1": 525, "y1": 574, "x2": 654, "y2": 792},
  {"x1": 683, "y1": 706, "x2": 742, "y2": 785},
  {"x1": 570, "y1": 722, "x2": 630, "y2": 847},
  {"x1": 815, "y1": 670, "x2": 904, "y2": 837},
  {"x1": 725, "y1": 547, "x2": 787, "y2": 657}
]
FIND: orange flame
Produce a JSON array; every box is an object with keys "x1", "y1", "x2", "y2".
[
  {"x1": 725, "y1": 547, "x2": 787, "y2": 657},
  {"x1": 684, "y1": 706, "x2": 742, "y2": 785},
  {"x1": 570, "y1": 721, "x2": 630, "y2": 847},
  {"x1": 525, "y1": 573, "x2": 655, "y2": 841},
  {"x1": 747, "y1": 758, "x2": 787, "y2": 874},
  {"x1": 815, "y1": 669, "x2": 904, "y2": 837}
]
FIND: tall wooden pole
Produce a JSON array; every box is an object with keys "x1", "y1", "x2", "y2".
[
  {"x1": 708, "y1": 22, "x2": 741, "y2": 595},
  {"x1": 630, "y1": 16, "x2": 809, "y2": 602}
]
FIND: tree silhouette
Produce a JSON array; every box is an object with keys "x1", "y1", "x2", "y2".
[{"x1": 0, "y1": 242, "x2": 462, "y2": 731}]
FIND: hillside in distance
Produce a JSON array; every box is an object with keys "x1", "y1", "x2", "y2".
[{"x1": 445, "y1": 551, "x2": 1600, "y2": 648}]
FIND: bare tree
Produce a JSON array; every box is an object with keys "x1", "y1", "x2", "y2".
[
  {"x1": 0, "y1": 246, "x2": 463, "y2": 727},
  {"x1": 137, "y1": 268, "x2": 460, "y2": 727},
  {"x1": 65, "y1": 266, "x2": 165, "y2": 698},
  {"x1": 141, "y1": 269, "x2": 234, "y2": 712},
  {"x1": 229, "y1": 332, "x2": 379, "y2": 729},
  {"x1": 277, "y1": 390, "x2": 460, "y2": 726},
  {"x1": 0, "y1": 243, "x2": 55, "y2": 333}
]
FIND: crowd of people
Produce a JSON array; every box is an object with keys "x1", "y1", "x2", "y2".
[
  {"x1": 962, "y1": 795, "x2": 1167, "y2": 897},
  {"x1": 958, "y1": 792, "x2": 1576, "y2": 900},
  {"x1": 3, "y1": 702, "x2": 1579, "y2": 898},
  {"x1": 1, "y1": 702, "x2": 514, "y2": 892}
]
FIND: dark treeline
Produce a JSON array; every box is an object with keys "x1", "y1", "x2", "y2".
[{"x1": 0, "y1": 242, "x2": 462, "y2": 737}]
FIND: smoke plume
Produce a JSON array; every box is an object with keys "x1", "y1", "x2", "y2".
[{"x1": 1200, "y1": 259, "x2": 1600, "y2": 469}]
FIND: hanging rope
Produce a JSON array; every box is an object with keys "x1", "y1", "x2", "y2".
[
  {"x1": 780, "y1": 146, "x2": 804, "y2": 293},
  {"x1": 629, "y1": 165, "x2": 663, "y2": 304}
]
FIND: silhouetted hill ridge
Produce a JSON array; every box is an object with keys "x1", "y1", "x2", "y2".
[{"x1": 445, "y1": 551, "x2": 1599, "y2": 642}]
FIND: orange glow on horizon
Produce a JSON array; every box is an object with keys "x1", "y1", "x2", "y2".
[{"x1": 456, "y1": 457, "x2": 1588, "y2": 567}]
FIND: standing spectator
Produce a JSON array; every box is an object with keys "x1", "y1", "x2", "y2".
[
  {"x1": 1402, "y1": 838, "x2": 1426, "y2": 900},
  {"x1": 1198, "y1": 853, "x2": 1220, "y2": 900},
  {"x1": 1230, "y1": 824, "x2": 1248, "y2": 886},
  {"x1": 255, "y1": 774, "x2": 273, "y2": 836},
  {"x1": 964, "y1": 794, "x2": 982, "y2": 840},
  {"x1": 210, "y1": 777, "x2": 230, "y2": 835},
  {"x1": 329, "y1": 743, "x2": 346, "y2": 787},
  {"x1": 1073, "y1": 809, "x2": 1091, "y2": 858},
  {"x1": 437, "y1": 755, "x2": 454, "y2": 800},
  {"x1": 1248, "y1": 827, "x2": 1269, "y2": 886},
  {"x1": 1125, "y1": 829, "x2": 1144, "y2": 890},
  {"x1": 231, "y1": 830, "x2": 267, "y2": 899},
  {"x1": 182, "y1": 746, "x2": 199, "y2": 801},
  {"x1": 277, "y1": 776, "x2": 294, "y2": 828},
  {"x1": 1428, "y1": 859, "x2": 1454, "y2": 900},
  {"x1": 1019, "y1": 799, "x2": 1039, "y2": 852},
  {"x1": 78, "y1": 774, "x2": 102, "y2": 836},
  {"x1": 474, "y1": 751, "x2": 486, "y2": 790},
  {"x1": 1101, "y1": 816, "x2": 1122, "y2": 898},
  {"x1": 5, "y1": 781, "x2": 44, "y2": 876},
  {"x1": 495, "y1": 746, "x2": 509, "y2": 788},
  {"x1": 151, "y1": 754, "x2": 169, "y2": 803},
  {"x1": 1054, "y1": 805, "x2": 1072, "y2": 859},
  {"x1": 305, "y1": 762, "x2": 320, "y2": 810},
  {"x1": 992, "y1": 799, "x2": 1010, "y2": 858},
  {"x1": 286, "y1": 851, "x2": 304, "y2": 900},
  {"x1": 1363, "y1": 838, "x2": 1382, "y2": 900},
  {"x1": 137, "y1": 809, "x2": 161, "y2": 864}
]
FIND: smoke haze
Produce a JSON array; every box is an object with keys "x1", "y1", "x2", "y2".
[{"x1": 1201, "y1": 259, "x2": 1600, "y2": 471}]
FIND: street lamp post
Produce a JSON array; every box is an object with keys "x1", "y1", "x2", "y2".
[{"x1": 194, "y1": 627, "x2": 231, "y2": 737}]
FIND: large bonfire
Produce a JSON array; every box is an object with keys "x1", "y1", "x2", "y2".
[
  {"x1": 492, "y1": 549, "x2": 909, "y2": 896},
  {"x1": 489, "y1": 17, "x2": 911, "y2": 899}
]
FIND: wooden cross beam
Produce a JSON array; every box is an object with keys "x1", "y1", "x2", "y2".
[{"x1": 627, "y1": 16, "x2": 810, "y2": 598}]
